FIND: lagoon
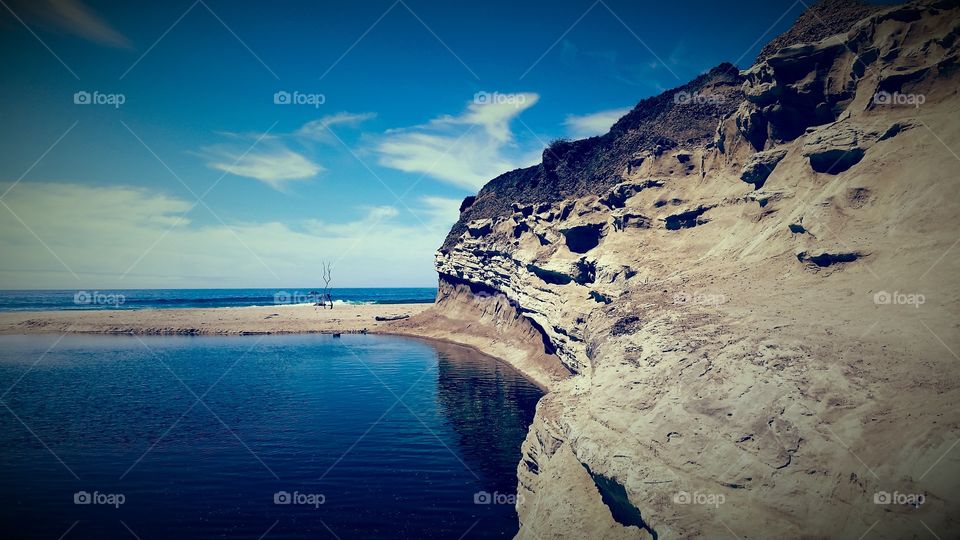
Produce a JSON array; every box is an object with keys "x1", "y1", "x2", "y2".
[{"x1": 0, "y1": 334, "x2": 542, "y2": 539}]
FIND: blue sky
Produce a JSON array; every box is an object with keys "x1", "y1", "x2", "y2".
[{"x1": 0, "y1": 0, "x2": 869, "y2": 288}]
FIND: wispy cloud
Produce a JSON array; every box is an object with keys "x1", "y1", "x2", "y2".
[
  {"x1": 563, "y1": 107, "x2": 631, "y2": 139},
  {"x1": 199, "y1": 113, "x2": 377, "y2": 190},
  {"x1": 0, "y1": 182, "x2": 459, "y2": 288},
  {"x1": 304, "y1": 197, "x2": 460, "y2": 240},
  {"x1": 375, "y1": 93, "x2": 542, "y2": 191},
  {"x1": 296, "y1": 112, "x2": 376, "y2": 142},
  {"x1": 208, "y1": 148, "x2": 322, "y2": 189},
  {"x1": 201, "y1": 135, "x2": 322, "y2": 191},
  {"x1": 13, "y1": 0, "x2": 131, "y2": 48},
  {"x1": 303, "y1": 205, "x2": 399, "y2": 237}
]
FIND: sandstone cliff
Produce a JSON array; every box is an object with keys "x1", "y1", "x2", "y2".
[{"x1": 401, "y1": 1, "x2": 960, "y2": 537}]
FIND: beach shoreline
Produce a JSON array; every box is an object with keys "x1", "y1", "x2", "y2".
[
  {"x1": 0, "y1": 301, "x2": 559, "y2": 391},
  {"x1": 0, "y1": 303, "x2": 434, "y2": 336}
]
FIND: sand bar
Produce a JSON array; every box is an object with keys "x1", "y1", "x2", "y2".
[{"x1": 0, "y1": 303, "x2": 433, "y2": 336}]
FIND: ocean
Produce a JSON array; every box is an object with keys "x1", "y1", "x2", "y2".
[{"x1": 0, "y1": 288, "x2": 437, "y2": 311}]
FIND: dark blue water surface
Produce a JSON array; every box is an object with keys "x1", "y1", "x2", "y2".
[
  {"x1": 0, "y1": 334, "x2": 542, "y2": 539},
  {"x1": 0, "y1": 288, "x2": 438, "y2": 311}
]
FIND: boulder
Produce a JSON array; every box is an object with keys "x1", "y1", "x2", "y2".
[{"x1": 740, "y1": 149, "x2": 788, "y2": 188}]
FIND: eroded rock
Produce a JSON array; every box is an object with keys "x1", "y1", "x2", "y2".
[
  {"x1": 740, "y1": 148, "x2": 788, "y2": 188},
  {"x1": 802, "y1": 123, "x2": 869, "y2": 174}
]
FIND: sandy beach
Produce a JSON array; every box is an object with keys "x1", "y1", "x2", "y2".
[{"x1": 0, "y1": 303, "x2": 433, "y2": 336}]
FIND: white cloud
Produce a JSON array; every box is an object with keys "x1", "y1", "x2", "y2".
[
  {"x1": 375, "y1": 93, "x2": 542, "y2": 191},
  {"x1": 563, "y1": 107, "x2": 631, "y2": 139},
  {"x1": 0, "y1": 182, "x2": 457, "y2": 288},
  {"x1": 302, "y1": 205, "x2": 399, "y2": 238},
  {"x1": 203, "y1": 137, "x2": 323, "y2": 191},
  {"x1": 201, "y1": 112, "x2": 377, "y2": 190},
  {"x1": 296, "y1": 112, "x2": 376, "y2": 142}
]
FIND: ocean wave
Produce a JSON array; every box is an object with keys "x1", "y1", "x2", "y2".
[{"x1": 330, "y1": 299, "x2": 375, "y2": 306}]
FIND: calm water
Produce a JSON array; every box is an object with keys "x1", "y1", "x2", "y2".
[
  {"x1": 0, "y1": 334, "x2": 542, "y2": 539},
  {"x1": 0, "y1": 288, "x2": 438, "y2": 311}
]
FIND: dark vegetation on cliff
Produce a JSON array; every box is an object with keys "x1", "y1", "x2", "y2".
[
  {"x1": 441, "y1": 0, "x2": 883, "y2": 252},
  {"x1": 755, "y1": 0, "x2": 883, "y2": 62}
]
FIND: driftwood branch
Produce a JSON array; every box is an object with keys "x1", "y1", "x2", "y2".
[{"x1": 318, "y1": 261, "x2": 334, "y2": 309}]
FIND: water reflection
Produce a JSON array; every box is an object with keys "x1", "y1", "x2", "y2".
[{"x1": 433, "y1": 340, "x2": 544, "y2": 495}]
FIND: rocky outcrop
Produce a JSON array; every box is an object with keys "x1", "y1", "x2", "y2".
[
  {"x1": 801, "y1": 122, "x2": 871, "y2": 173},
  {"x1": 412, "y1": 1, "x2": 960, "y2": 538},
  {"x1": 740, "y1": 149, "x2": 788, "y2": 187},
  {"x1": 736, "y1": 0, "x2": 960, "y2": 150}
]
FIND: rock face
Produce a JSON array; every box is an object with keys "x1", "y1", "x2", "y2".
[{"x1": 404, "y1": 1, "x2": 960, "y2": 538}]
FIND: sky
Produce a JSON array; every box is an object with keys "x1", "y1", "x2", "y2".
[{"x1": 0, "y1": 0, "x2": 867, "y2": 289}]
